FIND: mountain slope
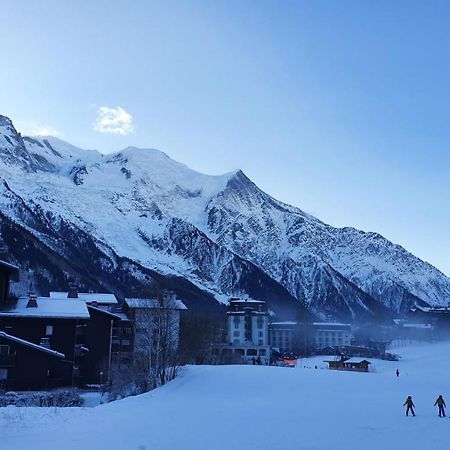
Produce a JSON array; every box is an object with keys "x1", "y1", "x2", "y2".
[
  {"x1": 0, "y1": 114, "x2": 449, "y2": 320},
  {"x1": 204, "y1": 171, "x2": 449, "y2": 314}
]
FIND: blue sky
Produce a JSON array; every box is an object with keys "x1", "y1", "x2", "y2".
[{"x1": 1, "y1": 0, "x2": 449, "y2": 275}]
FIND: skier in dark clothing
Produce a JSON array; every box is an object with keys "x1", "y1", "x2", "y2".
[
  {"x1": 404, "y1": 396, "x2": 415, "y2": 416},
  {"x1": 434, "y1": 395, "x2": 446, "y2": 417},
  {"x1": 396, "y1": 369, "x2": 399, "y2": 377}
]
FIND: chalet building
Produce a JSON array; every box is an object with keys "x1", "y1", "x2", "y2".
[
  {"x1": 0, "y1": 264, "x2": 187, "y2": 389},
  {"x1": 80, "y1": 305, "x2": 122, "y2": 384},
  {"x1": 49, "y1": 290, "x2": 121, "y2": 384},
  {"x1": 220, "y1": 298, "x2": 270, "y2": 364},
  {"x1": 0, "y1": 293, "x2": 90, "y2": 389},
  {"x1": 0, "y1": 259, "x2": 19, "y2": 302},
  {"x1": 0, "y1": 331, "x2": 69, "y2": 390},
  {"x1": 325, "y1": 357, "x2": 371, "y2": 373}
]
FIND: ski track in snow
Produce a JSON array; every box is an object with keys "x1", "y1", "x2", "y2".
[{"x1": 2, "y1": 341, "x2": 450, "y2": 450}]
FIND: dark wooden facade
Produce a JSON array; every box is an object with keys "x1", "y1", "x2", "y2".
[
  {"x1": 0, "y1": 294, "x2": 90, "y2": 389},
  {"x1": 0, "y1": 316, "x2": 83, "y2": 387},
  {"x1": 325, "y1": 358, "x2": 371, "y2": 373},
  {"x1": 0, "y1": 332, "x2": 69, "y2": 390},
  {"x1": 0, "y1": 316, "x2": 82, "y2": 363},
  {"x1": 79, "y1": 305, "x2": 120, "y2": 384}
]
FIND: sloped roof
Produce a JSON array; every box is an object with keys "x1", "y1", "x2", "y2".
[
  {"x1": 0, "y1": 259, "x2": 19, "y2": 281},
  {"x1": 87, "y1": 304, "x2": 123, "y2": 320},
  {"x1": 343, "y1": 358, "x2": 371, "y2": 364},
  {"x1": 125, "y1": 298, "x2": 187, "y2": 310},
  {"x1": 49, "y1": 292, "x2": 118, "y2": 304},
  {"x1": 0, "y1": 297, "x2": 90, "y2": 319},
  {"x1": 0, "y1": 331, "x2": 65, "y2": 358}
]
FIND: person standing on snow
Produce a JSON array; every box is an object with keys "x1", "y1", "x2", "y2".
[
  {"x1": 434, "y1": 395, "x2": 446, "y2": 417},
  {"x1": 403, "y1": 396, "x2": 416, "y2": 416},
  {"x1": 396, "y1": 369, "x2": 400, "y2": 377}
]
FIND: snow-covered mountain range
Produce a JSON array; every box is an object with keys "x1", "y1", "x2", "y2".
[{"x1": 1, "y1": 114, "x2": 449, "y2": 320}]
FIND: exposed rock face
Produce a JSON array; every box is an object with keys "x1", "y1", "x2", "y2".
[{"x1": 0, "y1": 114, "x2": 449, "y2": 320}]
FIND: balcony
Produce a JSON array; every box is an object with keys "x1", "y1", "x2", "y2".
[{"x1": 0, "y1": 354, "x2": 15, "y2": 367}]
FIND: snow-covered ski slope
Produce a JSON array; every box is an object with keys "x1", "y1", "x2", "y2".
[{"x1": 2, "y1": 341, "x2": 450, "y2": 450}]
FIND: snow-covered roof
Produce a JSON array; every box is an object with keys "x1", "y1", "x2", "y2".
[
  {"x1": 229, "y1": 298, "x2": 265, "y2": 304},
  {"x1": 0, "y1": 297, "x2": 90, "y2": 319},
  {"x1": 113, "y1": 311, "x2": 131, "y2": 321},
  {"x1": 86, "y1": 304, "x2": 123, "y2": 320},
  {"x1": 125, "y1": 298, "x2": 187, "y2": 310},
  {"x1": 49, "y1": 292, "x2": 118, "y2": 304},
  {"x1": 343, "y1": 358, "x2": 371, "y2": 364},
  {"x1": 270, "y1": 321, "x2": 299, "y2": 326},
  {"x1": 0, "y1": 331, "x2": 65, "y2": 358},
  {"x1": 313, "y1": 322, "x2": 352, "y2": 327}
]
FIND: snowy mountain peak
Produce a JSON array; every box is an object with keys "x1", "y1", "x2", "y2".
[
  {"x1": 1, "y1": 113, "x2": 449, "y2": 320},
  {"x1": 0, "y1": 115, "x2": 14, "y2": 128}
]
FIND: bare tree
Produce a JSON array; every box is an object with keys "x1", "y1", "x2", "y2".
[{"x1": 132, "y1": 290, "x2": 182, "y2": 388}]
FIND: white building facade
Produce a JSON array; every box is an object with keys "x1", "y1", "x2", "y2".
[
  {"x1": 222, "y1": 298, "x2": 270, "y2": 364},
  {"x1": 313, "y1": 323, "x2": 352, "y2": 348}
]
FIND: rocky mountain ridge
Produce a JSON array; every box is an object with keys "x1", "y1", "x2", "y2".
[{"x1": 1, "y1": 114, "x2": 449, "y2": 320}]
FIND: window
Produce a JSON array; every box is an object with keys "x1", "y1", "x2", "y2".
[
  {"x1": 259, "y1": 349, "x2": 266, "y2": 356},
  {"x1": 0, "y1": 345, "x2": 10, "y2": 356},
  {"x1": 45, "y1": 325, "x2": 54, "y2": 336},
  {"x1": 233, "y1": 317, "x2": 240, "y2": 329},
  {"x1": 246, "y1": 349, "x2": 257, "y2": 356},
  {"x1": 258, "y1": 331, "x2": 263, "y2": 338},
  {"x1": 258, "y1": 339, "x2": 263, "y2": 345},
  {"x1": 0, "y1": 368, "x2": 7, "y2": 380},
  {"x1": 257, "y1": 317, "x2": 264, "y2": 329},
  {"x1": 233, "y1": 331, "x2": 240, "y2": 337}
]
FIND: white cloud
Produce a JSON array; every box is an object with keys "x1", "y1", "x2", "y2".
[
  {"x1": 18, "y1": 122, "x2": 62, "y2": 137},
  {"x1": 93, "y1": 106, "x2": 135, "y2": 135}
]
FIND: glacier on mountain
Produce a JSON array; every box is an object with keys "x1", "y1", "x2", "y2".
[{"x1": 0, "y1": 114, "x2": 449, "y2": 320}]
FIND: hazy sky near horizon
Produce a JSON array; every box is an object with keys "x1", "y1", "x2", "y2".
[{"x1": 1, "y1": 0, "x2": 449, "y2": 276}]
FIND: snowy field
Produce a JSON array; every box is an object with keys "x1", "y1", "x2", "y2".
[{"x1": 2, "y1": 341, "x2": 450, "y2": 450}]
